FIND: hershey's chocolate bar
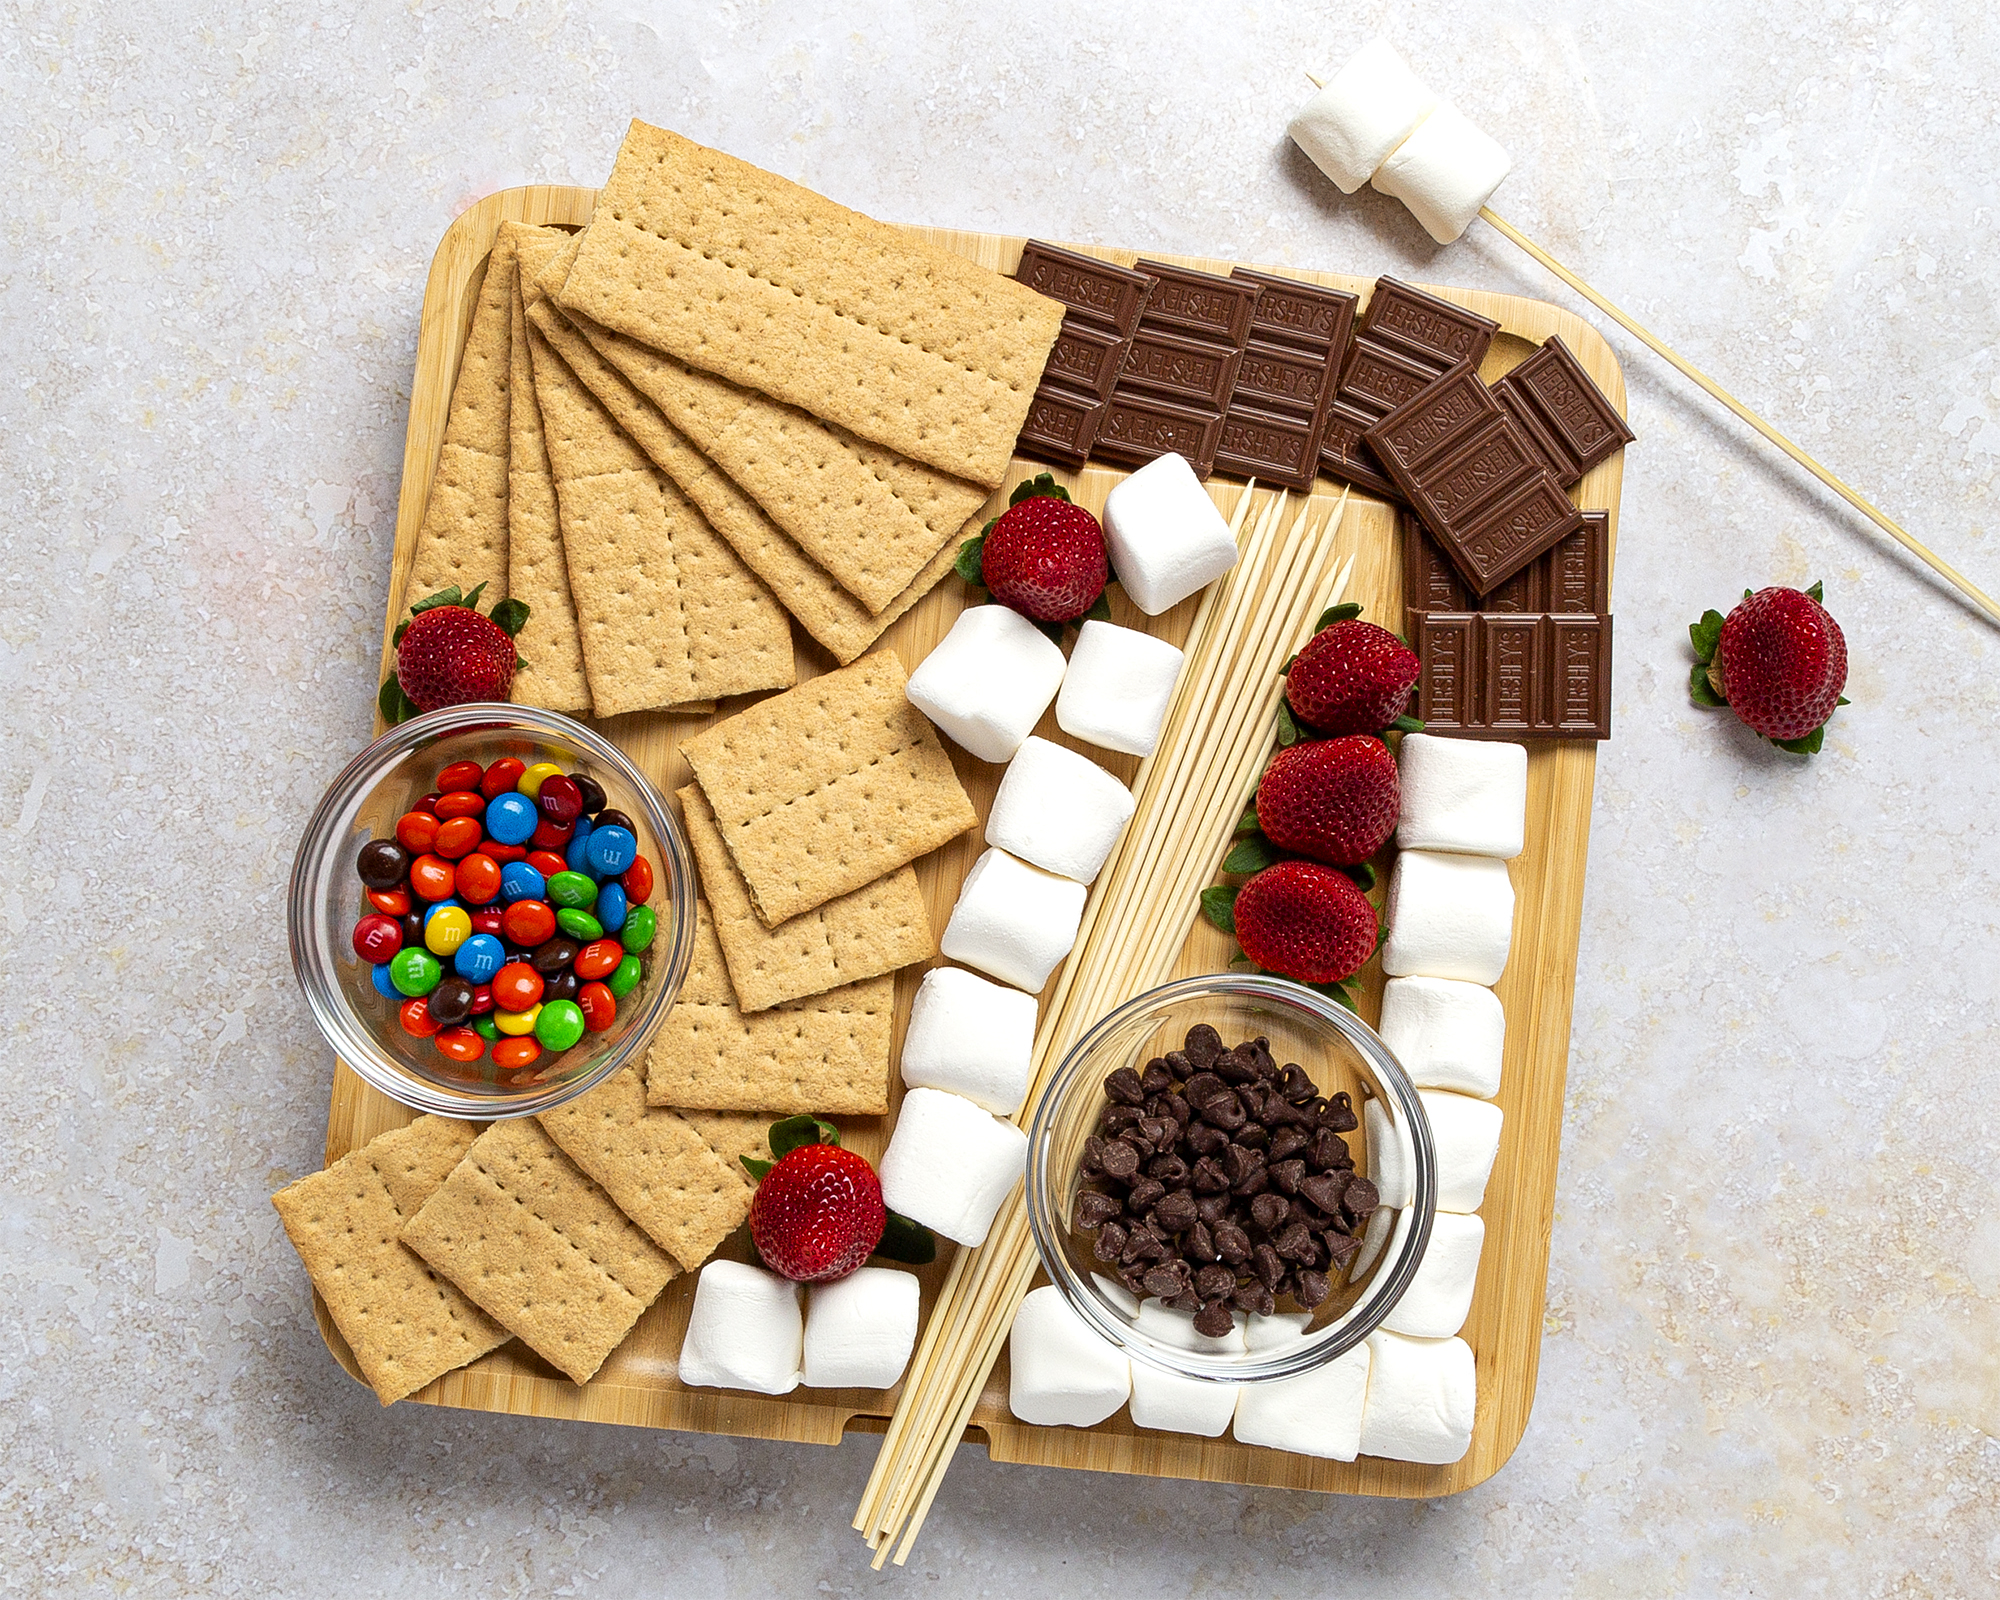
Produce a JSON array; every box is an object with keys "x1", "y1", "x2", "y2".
[
  {"x1": 1015, "y1": 241, "x2": 1155, "y2": 335},
  {"x1": 1362, "y1": 277, "x2": 1498, "y2": 371},
  {"x1": 1417, "y1": 613, "x2": 1612, "y2": 740},
  {"x1": 1213, "y1": 405, "x2": 1321, "y2": 485},
  {"x1": 1365, "y1": 365, "x2": 1585, "y2": 594},
  {"x1": 1404, "y1": 510, "x2": 1610, "y2": 622},
  {"x1": 1491, "y1": 335, "x2": 1635, "y2": 489}
]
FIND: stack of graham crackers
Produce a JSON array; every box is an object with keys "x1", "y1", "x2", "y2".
[
  {"x1": 271, "y1": 1089, "x2": 775, "y2": 1401},
  {"x1": 402, "y1": 120, "x2": 1065, "y2": 717}
]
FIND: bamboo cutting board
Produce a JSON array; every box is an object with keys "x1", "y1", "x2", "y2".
[{"x1": 314, "y1": 183, "x2": 1624, "y2": 1497}]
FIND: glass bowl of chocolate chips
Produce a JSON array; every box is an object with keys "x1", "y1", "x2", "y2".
[{"x1": 1024, "y1": 973, "x2": 1437, "y2": 1384}]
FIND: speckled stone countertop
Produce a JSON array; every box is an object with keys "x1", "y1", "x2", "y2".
[{"x1": 5, "y1": 1, "x2": 1997, "y2": 1594}]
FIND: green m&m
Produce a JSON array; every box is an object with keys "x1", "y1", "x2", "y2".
[
  {"x1": 389, "y1": 947, "x2": 442, "y2": 997},
  {"x1": 620, "y1": 904, "x2": 657, "y2": 954},
  {"x1": 556, "y1": 908, "x2": 604, "y2": 942},
  {"x1": 535, "y1": 999, "x2": 587, "y2": 1052},
  {"x1": 606, "y1": 954, "x2": 644, "y2": 999},
  {"x1": 546, "y1": 871, "x2": 599, "y2": 910}
]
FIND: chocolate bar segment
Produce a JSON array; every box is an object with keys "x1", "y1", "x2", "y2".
[
  {"x1": 1092, "y1": 391, "x2": 1226, "y2": 474},
  {"x1": 1361, "y1": 278, "x2": 1499, "y2": 370},
  {"x1": 1043, "y1": 321, "x2": 1129, "y2": 403},
  {"x1": 1134, "y1": 261, "x2": 1263, "y2": 347},
  {"x1": 1490, "y1": 334, "x2": 1635, "y2": 488},
  {"x1": 1403, "y1": 510, "x2": 1610, "y2": 623},
  {"x1": 1015, "y1": 242, "x2": 1155, "y2": 337},
  {"x1": 1416, "y1": 613, "x2": 1612, "y2": 740},
  {"x1": 1118, "y1": 327, "x2": 1243, "y2": 411},
  {"x1": 1209, "y1": 269, "x2": 1357, "y2": 491},
  {"x1": 1017, "y1": 387, "x2": 1107, "y2": 470},
  {"x1": 1365, "y1": 365, "x2": 1584, "y2": 593},
  {"x1": 1213, "y1": 405, "x2": 1320, "y2": 485},
  {"x1": 1232, "y1": 267, "x2": 1357, "y2": 356}
]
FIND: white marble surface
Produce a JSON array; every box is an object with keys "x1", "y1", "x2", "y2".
[{"x1": 5, "y1": 0, "x2": 1999, "y2": 1592}]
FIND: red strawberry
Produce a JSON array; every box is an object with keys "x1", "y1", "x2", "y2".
[
  {"x1": 1232, "y1": 861, "x2": 1378, "y2": 985},
  {"x1": 1690, "y1": 584, "x2": 1847, "y2": 750},
  {"x1": 1255, "y1": 737, "x2": 1400, "y2": 866},
  {"x1": 396, "y1": 602, "x2": 518, "y2": 712},
  {"x1": 1284, "y1": 620, "x2": 1421, "y2": 735},
  {"x1": 979, "y1": 494, "x2": 1107, "y2": 622},
  {"x1": 749, "y1": 1143, "x2": 887, "y2": 1283}
]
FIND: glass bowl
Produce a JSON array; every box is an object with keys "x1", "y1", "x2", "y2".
[
  {"x1": 288, "y1": 703, "x2": 696, "y2": 1118},
  {"x1": 1024, "y1": 974, "x2": 1436, "y2": 1384}
]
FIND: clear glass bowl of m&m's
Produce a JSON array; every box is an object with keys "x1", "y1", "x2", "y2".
[{"x1": 288, "y1": 704, "x2": 695, "y2": 1118}]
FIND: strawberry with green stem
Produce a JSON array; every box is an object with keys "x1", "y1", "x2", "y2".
[
  {"x1": 1689, "y1": 581, "x2": 1849, "y2": 755},
  {"x1": 378, "y1": 584, "x2": 530, "y2": 724},
  {"x1": 956, "y1": 473, "x2": 1112, "y2": 637}
]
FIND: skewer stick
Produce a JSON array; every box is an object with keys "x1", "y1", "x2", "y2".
[{"x1": 1300, "y1": 67, "x2": 2000, "y2": 626}]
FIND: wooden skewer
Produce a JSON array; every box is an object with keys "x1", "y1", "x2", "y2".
[{"x1": 1300, "y1": 68, "x2": 2000, "y2": 627}]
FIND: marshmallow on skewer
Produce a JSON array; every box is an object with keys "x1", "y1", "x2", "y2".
[
  {"x1": 1370, "y1": 102, "x2": 1514, "y2": 245},
  {"x1": 1287, "y1": 38, "x2": 1438, "y2": 194}
]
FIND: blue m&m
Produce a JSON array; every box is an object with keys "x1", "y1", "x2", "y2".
[
  {"x1": 484, "y1": 792, "x2": 539, "y2": 846},
  {"x1": 500, "y1": 861, "x2": 547, "y2": 904},
  {"x1": 584, "y1": 825, "x2": 636, "y2": 877}
]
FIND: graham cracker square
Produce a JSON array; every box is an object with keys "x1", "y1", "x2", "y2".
[
  {"x1": 646, "y1": 898, "x2": 894, "y2": 1116},
  {"x1": 271, "y1": 1116, "x2": 510, "y2": 1405},
  {"x1": 536, "y1": 1064, "x2": 756, "y2": 1272},
  {"x1": 678, "y1": 779, "x2": 932, "y2": 1012},
  {"x1": 554, "y1": 120, "x2": 1064, "y2": 489},
  {"x1": 399, "y1": 1118, "x2": 679, "y2": 1387},
  {"x1": 678, "y1": 649, "x2": 976, "y2": 927}
]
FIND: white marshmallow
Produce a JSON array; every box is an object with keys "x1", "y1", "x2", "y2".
[
  {"x1": 1381, "y1": 849, "x2": 1515, "y2": 985},
  {"x1": 1367, "y1": 1091, "x2": 1503, "y2": 1214},
  {"x1": 940, "y1": 847, "x2": 1087, "y2": 993},
  {"x1": 1378, "y1": 976, "x2": 1506, "y2": 1098},
  {"x1": 905, "y1": 604, "x2": 1067, "y2": 764},
  {"x1": 899, "y1": 966, "x2": 1038, "y2": 1117},
  {"x1": 676, "y1": 1261, "x2": 803, "y2": 1395},
  {"x1": 1382, "y1": 1212, "x2": 1485, "y2": 1339},
  {"x1": 802, "y1": 1266, "x2": 920, "y2": 1390},
  {"x1": 1287, "y1": 38, "x2": 1439, "y2": 194},
  {"x1": 876, "y1": 1086, "x2": 1027, "y2": 1247},
  {"x1": 1395, "y1": 734, "x2": 1527, "y2": 860},
  {"x1": 985, "y1": 736, "x2": 1135, "y2": 885},
  {"x1": 1370, "y1": 101, "x2": 1513, "y2": 245},
  {"x1": 1358, "y1": 1331, "x2": 1476, "y2": 1464},
  {"x1": 1055, "y1": 620, "x2": 1184, "y2": 757},
  {"x1": 1244, "y1": 1309, "x2": 1314, "y2": 1352},
  {"x1": 1350, "y1": 1204, "x2": 1396, "y2": 1280},
  {"x1": 1232, "y1": 1342, "x2": 1372, "y2": 1461},
  {"x1": 1008, "y1": 1284, "x2": 1131, "y2": 1427},
  {"x1": 1127, "y1": 1301, "x2": 1244, "y2": 1438},
  {"x1": 1100, "y1": 453, "x2": 1240, "y2": 615}
]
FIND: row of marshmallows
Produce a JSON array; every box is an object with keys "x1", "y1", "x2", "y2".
[
  {"x1": 1001, "y1": 733, "x2": 1527, "y2": 1462},
  {"x1": 1007, "y1": 1281, "x2": 1474, "y2": 1466},
  {"x1": 857, "y1": 454, "x2": 1241, "y2": 1258}
]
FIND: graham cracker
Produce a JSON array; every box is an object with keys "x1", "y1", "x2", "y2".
[
  {"x1": 536, "y1": 1064, "x2": 754, "y2": 1271},
  {"x1": 646, "y1": 898, "x2": 894, "y2": 1115},
  {"x1": 400, "y1": 1118, "x2": 679, "y2": 1387},
  {"x1": 501, "y1": 223, "x2": 591, "y2": 713},
  {"x1": 679, "y1": 649, "x2": 976, "y2": 927},
  {"x1": 270, "y1": 1116, "x2": 510, "y2": 1405},
  {"x1": 530, "y1": 324, "x2": 795, "y2": 718},
  {"x1": 675, "y1": 1110, "x2": 774, "y2": 1179},
  {"x1": 526, "y1": 294, "x2": 957, "y2": 664},
  {"x1": 403, "y1": 232, "x2": 513, "y2": 608},
  {"x1": 554, "y1": 121, "x2": 1063, "y2": 490},
  {"x1": 679, "y1": 780, "x2": 933, "y2": 1011}
]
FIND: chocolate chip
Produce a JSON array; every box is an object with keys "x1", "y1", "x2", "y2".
[
  {"x1": 1186, "y1": 1221, "x2": 1217, "y2": 1262},
  {"x1": 1230, "y1": 1279, "x2": 1265, "y2": 1313},
  {"x1": 1163, "y1": 1093, "x2": 1193, "y2": 1127},
  {"x1": 1267, "y1": 1126, "x2": 1309, "y2": 1163},
  {"x1": 1320, "y1": 1091, "x2": 1360, "y2": 1132},
  {"x1": 1080, "y1": 1135, "x2": 1107, "y2": 1175},
  {"x1": 1183, "y1": 1024, "x2": 1223, "y2": 1070},
  {"x1": 1194, "y1": 1298, "x2": 1235, "y2": 1339},
  {"x1": 1250, "y1": 1192, "x2": 1290, "y2": 1233},
  {"x1": 1163, "y1": 1050, "x2": 1193, "y2": 1080},
  {"x1": 1274, "y1": 1221, "x2": 1319, "y2": 1265},
  {"x1": 1252, "y1": 1244, "x2": 1284, "y2": 1288},
  {"x1": 1147, "y1": 1153, "x2": 1190, "y2": 1187},
  {"x1": 1300, "y1": 1172, "x2": 1348, "y2": 1214},
  {"x1": 1138, "y1": 1116, "x2": 1177, "y2": 1149},
  {"x1": 1099, "y1": 1142, "x2": 1139, "y2": 1181},
  {"x1": 1118, "y1": 1264, "x2": 1150, "y2": 1295},
  {"x1": 1221, "y1": 1144, "x2": 1260, "y2": 1185},
  {"x1": 1141, "y1": 1265, "x2": 1184, "y2": 1299},
  {"x1": 1187, "y1": 1122, "x2": 1229, "y2": 1157},
  {"x1": 1194, "y1": 1193, "x2": 1230, "y2": 1224},
  {"x1": 1323, "y1": 1231, "x2": 1360, "y2": 1270},
  {"x1": 1194, "y1": 1264, "x2": 1236, "y2": 1302},
  {"x1": 1201, "y1": 1092, "x2": 1246, "y2": 1132},
  {"x1": 1093, "y1": 1222, "x2": 1127, "y2": 1262},
  {"x1": 1101, "y1": 1105, "x2": 1142, "y2": 1136},
  {"x1": 1141, "y1": 1060, "x2": 1173, "y2": 1095},
  {"x1": 1295, "y1": 1269, "x2": 1330, "y2": 1309},
  {"x1": 1192, "y1": 1155, "x2": 1231, "y2": 1194},
  {"x1": 1341, "y1": 1176, "x2": 1379, "y2": 1221},
  {"x1": 1307, "y1": 1128, "x2": 1348, "y2": 1172},
  {"x1": 1170, "y1": 1289, "x2": 1203, "y2": 1313},
  {"x1": 1213, "y1": 1222, "x2": 1251, "y2": 1264},
  {"x1": 1127, "y1": 1178, "x2": 1166, "y2": 1213},
  {"x1": 1182, "y1": 1072, "x2": 1225, "y2": 1110},
  {"x1": 1277, "y1": 1063, "x2": 1317, "y2": 1104},
  {"x1": 1153, "y1": 1190, "x2": 1197, "y2": 1233},
  {"x1": 1268, "y1": 1158, "x2": 1306, "y2": 1195},
  {"x1": 1076, "y1": 1191, "x2": 1122, "y2": 1229},
  {"x1": 1212, "y1": 1046, "x2": 1257, "y2": 1084},
  {"x1": 1232, "y1": 1122, "x2": 1269, "y2": 1151}
]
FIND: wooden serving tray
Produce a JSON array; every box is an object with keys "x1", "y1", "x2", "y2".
[{"x1": 317, "y1": 183, "x2": 1624, "y2": 1497}]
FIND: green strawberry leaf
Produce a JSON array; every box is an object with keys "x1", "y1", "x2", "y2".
[
  {"x1": 873, "y1": 1211, "x2": 938, "y2": 1266},
  {"x1": 392, "y1": 618, "x2": 411, "y2": 648},
  {"x1": 461, "y1": 581, "x2": 489, "y2": 612},
  {"x1": 488, "y1": 597, "x2": 531, "y2": 637},
  {"x1": 1235, "y1": 804, "x2": 1260, "y2": 836},
  {"x1": 378, "y1": 676, "x2": 419, "y2": 726},
  {"x1": 1033, "y1": 617, "x2": 1066, "y2": 645},
  {"x1": 769, "y1": 1114, "x2": 841, "y2": 1158},
  {"x1": 954, "y1": 532, "x2": 989, "y2": 586},
  {"x1": 1275, "y1": 702, "x2": 1301, "y2": 748},
  {"x1": 1084, "y1": 588, "x2": 1114, "y2": 624},
  {"x1": 1008, "y1": 472, "x2": 1071, "y2": 507},
  {"x1": 1807, "y1": 579, "x2": 1824, "y2": 604},
  {"x1": 1337, "y1": 861, "x2": 1376, "y2": 893},
  {"x1": 1836, "y1": 696, "x2": 1851, "y2": 707},
  {"x1": 1770, "y1": 725, "x2": 1825, "y2": 756},
  {"x1": 1743, "y1": 588, "x2": 1754, "y2": 601},
  {"x1": 1390, "y1": 714, "x2": 1424, "y2": 735},
  {"x1": 1199, "y1": 884, "x2": 1240, "y2": 935},
  {"x1": 408, "y1": 585, "x2": 465, "y2": 617},
  {"x1": 740, "y1": 1155, "x2": 774, "y2": 1182},
  {"x1": 1688, "y1": 609, "x2": 1725, "y2": 663},
  {"x1": 1314, "y1": 601, "x2": 1364, "y2": 631},
  {"x1": 1223, "y1": 835, "x2": 1280, "y2": 875},
  {"x1": 1303, "y1": 978, "x2": 1360, "y2": 1014},
  {"x1": 1688, "y1": 661, "x2": 1727, "y2": 709}
]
